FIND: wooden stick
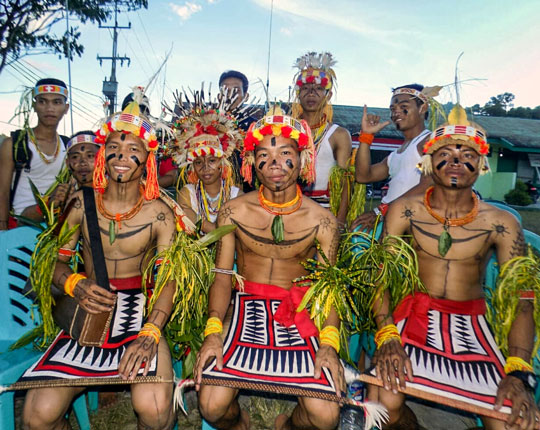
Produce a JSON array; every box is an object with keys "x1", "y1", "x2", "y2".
[{"x1": 360, "y1": 374, "x2": 540, "y2": 429}]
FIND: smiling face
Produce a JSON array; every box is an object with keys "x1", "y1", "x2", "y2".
[
  {"x1": 431, "y1": 144, "x2": 481, "y2": 189},
  {"x1": 67, "y1": 144, "x2": 99, "y2": 186},
  {"x1": 33, "y1": 93, "x2": 69, "y2": 127},
  {"x1": 193, "y1": 155, "x2": 223, "y2": 186},
  {"x1": 104, "y1": 132, "x2": 148, "y2": 184},
  {"x1": 254, "y1": 135, "x2": 300, "y2": 192},
  {"x1": 389, "y1": 94, "x2": 426, "y2": 131}
]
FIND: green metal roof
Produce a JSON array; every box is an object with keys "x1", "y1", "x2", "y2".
[{"x1": 332, "y1": 104, "x2": 540, "y2": 152}]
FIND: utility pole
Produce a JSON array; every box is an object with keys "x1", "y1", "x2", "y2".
[{"x1": 97, "y1": 0, "x2": 131, "y2": 116}]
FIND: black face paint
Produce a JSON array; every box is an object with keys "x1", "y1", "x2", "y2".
[
  {"x1": 271, "y1": 137, "x2": 276, "y2": 147},
  {"x1": 464, "y1": 162, "x2": 475, "y2": 172},
  {"x1": 451, "y1": 177, "x2": 458, "y2": 187},
  {"x1": 118, "y1": 174, "x2": 123, "y2": 182},
  {"x1": 403, "y1": 108, "x2": 408, "y2": 115},
  {"x1": 456, "y1": 144, "x2": 462, "y2": 149},
  {"x1": 106, "y1": 153, "x2": 116, "y2": 162},
  {"x1": 453, "y1": 158, "x2": 459, "y2": 164},
  {"x1": 285, "y1": 159, "x2": 294, "y2": 169},
  {"x1": 131, "y1": 155, "x2": 141, "y2": 167},
  {"x1": 120, "y1": 134, "x2": 126, "y2": 141},
  {"x1": 271, "y1": 159, "x2": 277, "y2": 165},
  {"x1": 80, "y1": 145, "x2": 85, "y2": 152},
  {"x1": 435, "y1": 160, "x2": 447, "y2": 170},
  {"x1": 258, "y1": 161, "x2": 266, "y2": 170},
  {"x1": 118, "y1": 153, "x2": 124, "y2": 160}
]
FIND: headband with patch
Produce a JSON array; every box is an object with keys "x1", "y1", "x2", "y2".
[
  {"x1": 67, "y1": 134, "x2": 98, "y2": 152},
  {"x1": 34, "y1": 84, "x2": 69, "y2": 99},
  {"x1": 392, "y1": 87, "x2": 428, "y2": 104},
  {"x1": 242, "y1": 109, "x2": 314, "y2": 185}
]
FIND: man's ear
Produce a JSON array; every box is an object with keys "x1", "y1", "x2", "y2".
[
  {"x1": 63, "y1": 103, "x2": 69, "y2": 116},
  {"x1": 419, "y1": 102, "x2": 428, "y2": 114},
  {"x1": 326, "y1": 90, "x2": 333, "y2": 101},
  {"x1": 243, "y1": 92, "x2": 249, "y2": 102}
]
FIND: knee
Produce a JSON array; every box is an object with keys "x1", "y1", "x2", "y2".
[
  {"x1": 23, "y1": 393, "x2": 64, "y2": 429},
  {"x1": 132, "y1": 386, "x2": 173, "y2": 426},
  {"x1": 198, "y1": 387, "x2": 230, "y2": 423},
  {"x1": 304, "y1": 402, "x2": 340, "y2": 430}
]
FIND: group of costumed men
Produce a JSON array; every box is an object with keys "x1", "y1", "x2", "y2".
[{"x1": 1, "y1": 51, "x2": 539, "y2": 430}]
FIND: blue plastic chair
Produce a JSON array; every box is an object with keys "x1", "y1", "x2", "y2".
[{"x1": 0, "y1": 226, "x2": 95, "y2": 430}]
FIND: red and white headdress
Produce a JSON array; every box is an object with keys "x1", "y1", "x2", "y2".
[
  {"x1": 93, "y1": 87, "x2": 160, "y2": 200},
  {"x1": 242, "y1": 108, "x2": 315, "y2": 185},
  {"x1": 420, "y1": 104, "x2": 490, "y2": 175},
  {"x1": 293, "y1": 52, "x2": 336, "y2": 93}
]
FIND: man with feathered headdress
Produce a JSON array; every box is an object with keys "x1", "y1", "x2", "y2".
[
  {"x1": 352, "y1": 84, "x2": 442, "y2": 232},
  {"x1": 194, "y1": 109, "x2": 350, "y2": 430},
  {"x1": 368, "y1": 104, "x2": 540, "y2": 429},
  {"x1": 21, "y1": 93, "x2": 182, "y2": 430},
  {"x1": 291, "y1": 52, "x2": 357, "y2": 230}
]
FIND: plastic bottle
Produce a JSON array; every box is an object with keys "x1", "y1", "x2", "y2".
[{"x1": 339, "y1": 380, "x2": 366, "y2": 430}]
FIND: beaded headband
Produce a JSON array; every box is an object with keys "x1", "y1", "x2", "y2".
[
  {"x1": 34, "y1": 84, "x2": 68, "y2": 99},
  {"x1": 392, "y1": 87, "x2": 428, "y2": 104},
  {"x1": 242, "y1": 111, "x2": 315, "y2": 185},
  {"x1": 67, "y1": 133, "x2": 98, "y2": 152}
]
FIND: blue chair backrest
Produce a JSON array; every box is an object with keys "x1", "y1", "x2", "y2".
[
  {"x1": 0, "y1": 226, "x2": 41, "y2": 342},
  {"x1": 484, "y1": 200, "x2": 522, "y2": 224}
]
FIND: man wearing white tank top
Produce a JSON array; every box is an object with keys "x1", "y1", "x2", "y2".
[
  {"x1": 292, "y1": 52, "x2": 352, "y2": 230},
  {"x1": 352, "y1": 84, "x2": 434, "y2": 231},
  {"x1": 0, "y1": 78, "x2": 70, "y2": 229}
]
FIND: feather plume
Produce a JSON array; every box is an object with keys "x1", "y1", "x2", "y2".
[{"x1": 447, "y1": 104, "x2": 470, "y2": 126}]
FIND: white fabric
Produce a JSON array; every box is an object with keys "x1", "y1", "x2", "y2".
[
  {"x1": 186, "y1": 183, "x2": 240, "y2": 223},
  {"x1": 12, "y1": 136, "x2": 67, "y2": 215},
  {"x1": 382, "y1": 129, "x2": 431, "y2": 204},
  {"x1": 311, "y1": 124, "x2": 339, "y2": 194}
]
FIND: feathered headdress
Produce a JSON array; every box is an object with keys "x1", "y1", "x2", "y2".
[
  {"x1": 291, "y1": 52, "x2": 336, "y2": 121},
  {"x1": 419, "y1": 104, "x2": 490, "y2": 175},
  {"x1": 293, "y1": 52, "x2": 337, "y2": 92},
  {"x1": 94, "y1": 86, "x2": 161, "y2": 200},
  {"x1": 242, "y1": 106, "x2": 315, "y2": 185}
]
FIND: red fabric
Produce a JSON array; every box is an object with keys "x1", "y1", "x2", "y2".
[
  {"x1": 158, "y1": 157, "x2": 175, "y2": 176},
  {"x1": 303, "y1": 189, "x2": 329, "y2": 198},
  {"x1": 378, "y1": 203, "x2": 389, "y2": 216},
  {"x1": 239, "y1": 280, "x2": 319, "y2": 338},
  {"x1": 8, "y1": 216, "x2": 18, "y2": 229},
  {"x1": 393, "y1": 292, "x2": 486, "y2": 345}
]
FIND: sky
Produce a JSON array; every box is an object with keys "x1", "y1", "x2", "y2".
[{"x1": 1, "y1": 0, "x2": 540, "y2": 136}]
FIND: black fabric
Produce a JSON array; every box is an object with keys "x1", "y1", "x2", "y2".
[{"x1": 82, "y1": 186, "x2": 110, "y2": 291}]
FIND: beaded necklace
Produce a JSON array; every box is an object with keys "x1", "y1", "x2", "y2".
[
  {"x1": 423, "y1": 186, "x2": 479, "y2": 257},
  {"x1": 96, "y1": 184, "x2": 145, "y2": 244},
  {"x1": 28, "y1": 131, "x2": 60, "y2": 164},
  {"x1": 258, "y1": 184, "x2": 302, "y2": 244},
  {"x1": 197, "y1": 180, "x2": 224, "y2": 221},
  {"x1": 309, "y1": 114, "x2": 329, "y2": 154}
]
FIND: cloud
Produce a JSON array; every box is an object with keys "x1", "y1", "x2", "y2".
[
  {"x1": 170, "y1": 2, "x2": 202, "y2": 20},
  {"x1": 280, "y1": 27, "x2": 292, "y2": 36},
  {"x1": 249, "y1": 0, "x2": 418, "y2": 47}
]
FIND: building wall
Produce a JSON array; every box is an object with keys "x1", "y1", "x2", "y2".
[{"x1": 475, "y1": 148, "x2": 517, "y2": 200}]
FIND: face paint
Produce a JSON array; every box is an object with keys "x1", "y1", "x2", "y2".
[
  {"x1": 456, "y1": 144, "x2": 462, "y2": 149},
  {"x1": 106, "y1": 153, "x2": 116, "y2": 162},
  {"x1": 403, "y1": 108, "x2": 408, "y2": 115},
  {"x1": 118, "y1": 153, "x2": 123, "y2": 160},
  {"x1": 435, "y1": 160, "x2": 447, "y2": 170},
  {"x1": 80, "y1": 145, "x2": 85, "y2": 151},
  {"x1": 258, "y1": 161, "x2": 266, "y2": 170},
  {"x1": 451, "y1": 177, "x2": 458, "y2": 187},
  {"x1": 120, "y1": 134, "x2": 126, "y2": 141},
  {"x1": 131, "y1": 155, "x2": 141, "y2": 167},
  {"x1": 453, "y1": 158, "x2": 459, "y2": 164},
  {"x1": 271, "y1": 136, "x2": 276, "y2": 147},
  {"x1": 285, "y1": 159, "x2": 294, "y2": 169},
  {"x1": 464, "y1": 162, "x2": 475, "y2": 172},
  {"x1": 117, "y1": 174, "x2": 123, "y2": 182},
  {"x1": 271, "y1": 159, "x2": 277, "y2": 165}
]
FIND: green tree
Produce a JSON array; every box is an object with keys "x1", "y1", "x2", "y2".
[
  {"x1": 507, "y1": 106, "x2": 532, "y2": 118},
  {"x1": 481, "y1": 92, "x2": 515, "y2": 117},
  {"x1": 0, "y1": 0, "x2": 147, "y2": 75}
]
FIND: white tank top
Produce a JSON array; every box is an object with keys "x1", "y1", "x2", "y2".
[
  {"x1": 12, "y1": 136, "x2": 67, "y2": 215},
  {"x1": 382, "y1": 129, "x2": 431, "y2": 204},
  {"x1": 186, "y1": 183, "x2": 240, "y2": 223}
]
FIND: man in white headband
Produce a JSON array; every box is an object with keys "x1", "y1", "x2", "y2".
[{"x1": 352, "y1": 84, "x2": 435, "y2": 231}]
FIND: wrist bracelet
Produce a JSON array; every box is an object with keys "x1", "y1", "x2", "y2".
[
  {"x1": 374, "y1": 323, "x2": 401, "y2": 349},
  {"x1": 504, "y1": 356, "x2": 533, "y2": 374},
  {"x1": 138, "y1": 322, "x2": 161, "y2": 344},
  {"x1": 204, "y1": 317, "x2": 223, "y2": 337},
  {"x1": 64, "y1": 273, "x2": 86, "y2": 297},
  {"x1": 320, "y1": 325, "x2": 340, "y2": 353},
  {"x1": 359, "y1": 132, "x2": 375, "y2": 145}
]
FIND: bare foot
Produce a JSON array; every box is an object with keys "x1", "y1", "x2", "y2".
[{"x1": 275, "y1": 413, "x2": 289, "y2": 430}]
